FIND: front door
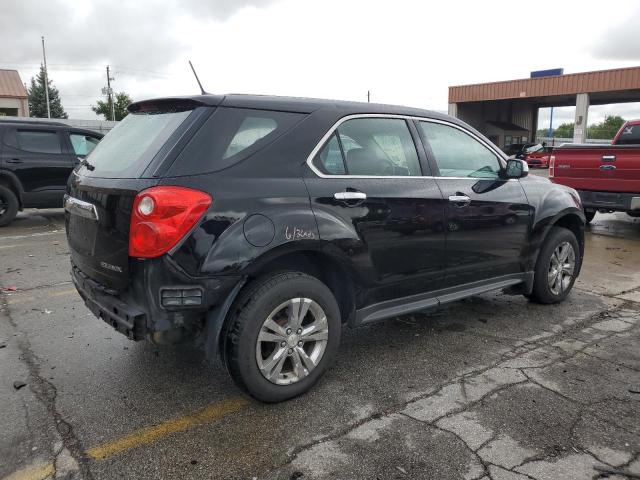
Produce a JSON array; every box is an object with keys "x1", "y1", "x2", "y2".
[
  {"x1": 304, "y1": 116, "x2": 446, "y2": 308},
  {"x1": 4, "y1": 127, "x2": 74, "y2": 206},
  {"x1": 416, "y1": 120, "x2": 530, "y2": 288}
]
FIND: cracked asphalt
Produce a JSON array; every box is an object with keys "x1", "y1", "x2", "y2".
[{"x1": 1, "y1": 185, "x2": 639, "y2": 479}]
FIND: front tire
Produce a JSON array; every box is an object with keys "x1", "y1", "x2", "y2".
[
  {"x1": 0, "y1": 185, "x2": 19, "y2": 227},
  {"x1": 528, "y1": 227, "x2": 579, "y2": 304},
  {"x1": 225, "y1": 272, "x2": 341, "y2": 402}
]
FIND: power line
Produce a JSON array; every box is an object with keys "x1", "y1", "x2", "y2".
[{"x1": 0, "y1": 62, "x2": 172, "y2": 78}]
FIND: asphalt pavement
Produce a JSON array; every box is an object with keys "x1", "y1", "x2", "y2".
[{"x1": 1, "y1": 176, "x2": 639, "y2": 480}]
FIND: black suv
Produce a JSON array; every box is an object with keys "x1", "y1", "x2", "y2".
[
  {"x1": 0, "y1": 119, "x2": 103, "y2": 226},
  {"x1": 64, "y1": 95, "x2": 585, "y2": 402}
]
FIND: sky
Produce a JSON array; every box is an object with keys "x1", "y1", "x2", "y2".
[{"x1": 1, "y1": 0, "x2": 640, "y2": 126}]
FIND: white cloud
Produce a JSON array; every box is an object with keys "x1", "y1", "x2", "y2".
[
  {"x1": 591, "y1": 4, "x2": 640, "y2": 60},
  {"x1": 2, "y1": 0, "x2": 640, "y2": 120}
]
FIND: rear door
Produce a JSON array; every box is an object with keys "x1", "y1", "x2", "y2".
[
  {"x1": 416, "y1": 120, "x2": 530, "y2": 288},
  {"x1": 304, "y1": 116, "x2": 446, "y2": 307},
  {"x1": 4, "y1": 127, "x2": 73, "y2": 206}
]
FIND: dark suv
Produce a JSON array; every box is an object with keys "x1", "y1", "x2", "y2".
[
  {"x1": 64, "y1": 95, "x2": 585, "y2": 402},
  {"x1": 0, "y1": 119, "x2": 103, "y2": 226}
]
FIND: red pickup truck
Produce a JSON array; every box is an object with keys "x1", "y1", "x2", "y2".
[{"x1": 550, "y1": 119, "x2": 640, "y2": 223}]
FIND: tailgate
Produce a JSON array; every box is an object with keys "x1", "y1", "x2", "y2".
[
  {"x1": 65, "y1": 176, "x2": 158, "y2": 291},
  {"x1": 64, "y1": 100, "x2": 212, "y2": 291},
  {"x1": 552, "y1": 145, "x2": 640, "y2": 193}
]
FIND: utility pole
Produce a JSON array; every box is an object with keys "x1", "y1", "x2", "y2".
[
  {"x1": 367, "y1": 90, "x2": 370, "y2": 103},
  {"x1": 41, "y1": 36, "x2": 51, "y2": 119},
  {"x1": 105, "y1": 66, "x2": 115, "y2": 121}
]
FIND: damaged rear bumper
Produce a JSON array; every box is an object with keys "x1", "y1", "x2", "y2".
[
  {"x1": 72, "y1": 265, "x2": 147, "y2": 340},
  {"x1": 71, "y1": 258, "x2": 243, "y2": 344}
]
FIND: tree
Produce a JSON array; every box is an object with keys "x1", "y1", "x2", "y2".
[
  {"x1": 91, "y1": 92, "x2": 132, "y2": 121},
  {"x1": 553, "y1": 122, "x2": 574, "y2": 139},
  {"x1": 28, "y1": 64, "x2": 68, "y2": 119},
  {"x1": 536, "y1": 128, "x2": 552, "y2": 139},
  {"x1": 587, "y1": 115, "x2": 625, "y2": 140}
]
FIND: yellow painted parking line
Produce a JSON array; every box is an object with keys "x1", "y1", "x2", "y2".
[
  {"x1": 7, "y1": 289, "x2": 78, "y2": 305},
  {"x1": 2, "y1": 462, "x2": 54, "y2": 480},
  {"x1": 86, "y1": 396, "x2": 249, "y2": 460},
  {"x1": 0, "y1": 244, "x2": 20, "y2": 250},
  {"x1": 2, "y1": 397, "x2": 249, "y2": 480}
]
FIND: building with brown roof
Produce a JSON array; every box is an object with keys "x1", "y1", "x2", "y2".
[
  {"x1": 448, "y1": 66, "x2": 640, "y2": 147},
  {"x1": 0, "y1": 69, "x2": 29, "y2": 117}
]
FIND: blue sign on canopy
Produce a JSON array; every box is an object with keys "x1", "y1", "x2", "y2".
[{"x1": 530, "y1": 68, "x2": 564, "y2": 78}]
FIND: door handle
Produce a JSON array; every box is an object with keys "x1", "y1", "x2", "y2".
[
  {"x1": 449, "y1": 195, "x2": 471, "y2": 206},
  {"x1": 599, "y1": 164, "x2": 616, "y2": 171},
  {"x1": 601, "y1": 155, "x2": 616, "y2": 162},
  {"x1": 6, "y1": 158, "x2": 22, "y2": 164},
  {"x1": 334, "y1": 191, "x2": 367, "y2": 201}
]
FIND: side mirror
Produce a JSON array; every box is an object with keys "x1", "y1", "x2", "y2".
[{"x1": 504, "y1": 159, "x2": 529, "y2": 179}]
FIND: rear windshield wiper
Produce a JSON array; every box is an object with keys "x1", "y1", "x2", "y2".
[{"x1": 79, "y1": 158, "x2": 95, "y2": 171}]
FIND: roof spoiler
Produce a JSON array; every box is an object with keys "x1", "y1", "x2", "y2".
[{"x1": 128, "y1": 95, "x2": 225, "y2": 114}]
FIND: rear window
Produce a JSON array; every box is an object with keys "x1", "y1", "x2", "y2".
[
  {"x1": 167, "y1": 107, "x2": 304, "y2": 176},
  {"x1": 81, "y1": 109, "x2": 193, "y2": 178},
  {"x1": 616, "y1": 124, "x2": 640, "y2": 145}
]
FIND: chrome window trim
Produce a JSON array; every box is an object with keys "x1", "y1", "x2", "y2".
[{"x1": 305, "y1": 113, "x2": 510, "y2": 181}]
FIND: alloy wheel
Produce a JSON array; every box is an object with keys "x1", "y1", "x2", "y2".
[
  {"x1": 548, "y1": 241, "x2": 575, "y2": 295},
  {"x1": 256, "y1": 297, "x2": 329, "y2": 385},
  {"x1": 0, "y1": 195, "x2": 8, "y2": 216}
]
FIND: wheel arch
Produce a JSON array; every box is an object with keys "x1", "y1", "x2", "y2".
[
  {"x1": 245, "y1": 248, "x2": 356, "y2": 325},
  {"x1": 0, "y1": 171, "x2": 23, "y2": 207},
  {"x1": 530, "y1": 209, "x2": 585, "y2": 275},
  {"x1": 205, "y1": 246, "x2": 356, "y2": 364}
]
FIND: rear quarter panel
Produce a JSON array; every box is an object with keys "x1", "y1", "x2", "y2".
[
  {"x1": 167, "y1": 174, "x2": 319, "y2": 276},
  {"x1": 165, "y1": 113, "x2": 328, "y2": 278}
]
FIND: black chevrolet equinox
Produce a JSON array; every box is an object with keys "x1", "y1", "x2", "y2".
[{"x1": 65, "y1": 94, "x2": 585, "y2": 402}]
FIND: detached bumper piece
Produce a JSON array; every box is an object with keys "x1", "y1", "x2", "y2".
[
  {"x1": 71, "y1": 265, "x2": 147, "y2": 341},
  {"x1": 160, "y1": 287, "x2": 203, "y2": 308}
]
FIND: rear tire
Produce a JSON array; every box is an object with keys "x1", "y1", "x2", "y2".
[
  {"x1": 528, "y1": 227, "x2": 579, "y2": 304},
  {"x1": 584, "y1": 209, "x2": 596, "y2": 224},
  {"x1": 0, "y1": 185, "x2": 19, "y2": 227},
  {"x1": 225, "y1": 272, "x2": 341, "y2": 403}
]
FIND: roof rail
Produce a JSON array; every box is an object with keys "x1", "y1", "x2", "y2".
[{"x1": 0, "y1": 117, "x2": 67, "y2": 127}]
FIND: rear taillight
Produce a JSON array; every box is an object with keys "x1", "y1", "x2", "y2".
[
  {"x1": 129, "y1": 186, "x2": 211, "y2": 258},
  {"x1": 549, "y1": 155, "x2": 555, "y2": 178}
]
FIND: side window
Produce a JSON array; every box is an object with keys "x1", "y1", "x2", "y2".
[
  {"x1": 315, "y1": 133, "x2": 346, "y2": 175},
  {"x1": 2, "y1": 129, "x2": 18, "y2": 148},
  {"x1": 419, "y1": 122, "x2": 501, "y2": 178},
  {"x1": 16, "y1": 130, "x2": 61, "y2": 154},
  {"x1": 338, "y1": 134, "x2": 361, "y2": 157},
  {"x1": 223, "y1": 116, "x2": 277, "y2": 159},
  {"x1": 169, "y1": 107, "x2": 304, "y2": 176},
  {"x1": 314, "y1": 118, "x2": 421, "y2": 176},
  {"x1": 617, "y1": 125, "x2": 640, "y2": 145},
  {"x1": 70, "y1": 133, "x2": 101, "y2": 156}
]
